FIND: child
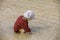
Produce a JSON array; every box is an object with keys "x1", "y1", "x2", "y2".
[{"x1": 14, "y1": 10, "x2": 35, "y2": 34}]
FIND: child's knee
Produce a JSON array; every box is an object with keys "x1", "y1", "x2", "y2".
[{"x1": 19, "y1": 29, "x2": 25, "y2": 33}]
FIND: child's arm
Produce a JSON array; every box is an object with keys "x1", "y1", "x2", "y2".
[
  {"x1": 20, "y1": 25, "x2": 31, "y2": 32},
  {"x1": 20, "y1": 22, "x2": 31, "y2": 32},
  {"x1": 22, "y1": 25, "x2": 31, "y2": 32}
]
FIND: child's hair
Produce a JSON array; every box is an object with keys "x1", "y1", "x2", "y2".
[{"x1": 23, "y1": 10, "x2": 35, "y2": 19}]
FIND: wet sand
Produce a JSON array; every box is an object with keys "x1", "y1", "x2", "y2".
[{"x1": 0, "y1": 0, "x2": 60, "y2": 40}]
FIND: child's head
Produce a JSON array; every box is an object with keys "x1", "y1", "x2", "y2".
[{"x1": 23, "y1": 10, "x2": 35, "y2": 21}]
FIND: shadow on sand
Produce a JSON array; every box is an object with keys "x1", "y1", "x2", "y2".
[
  {"x1": 31, "y1": 26, "x2": 50, "y2": 33},
  {"x1": 0, "y1": 25, "x2": 50, "y2": 40}
]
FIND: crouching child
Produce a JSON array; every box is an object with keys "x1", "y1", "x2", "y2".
[{"x1": 14, "y1": 10, "x2": 35, "y2": 34}]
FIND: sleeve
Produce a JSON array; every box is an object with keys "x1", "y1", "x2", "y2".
[{"x1": 20, "y1": 22, "x2": 31, "y2": 32}]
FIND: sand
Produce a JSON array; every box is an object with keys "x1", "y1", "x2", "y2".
[{"x1": 0, "y1": 0, "x2": 60, "y2": 40}]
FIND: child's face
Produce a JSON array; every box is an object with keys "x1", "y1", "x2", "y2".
[
  {"x1": 23, "y1": 16, "x2": 32, "y2": 21},
  {"x1": 27, "y1": 18, "x2": 32, "y2": 21}
]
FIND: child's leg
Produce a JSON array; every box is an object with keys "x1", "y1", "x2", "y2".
[{"x1": 19, "y1": 29, "x2": 25, "y2": 33}]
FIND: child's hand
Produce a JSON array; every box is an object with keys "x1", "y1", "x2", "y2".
[{"x1": 29, "y1": 32, "x2": 32, "y2": 34}]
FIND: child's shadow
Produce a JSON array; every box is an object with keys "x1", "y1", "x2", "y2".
[{"x1": 31, "y1": 26, "x2": 50, "y2": 33}]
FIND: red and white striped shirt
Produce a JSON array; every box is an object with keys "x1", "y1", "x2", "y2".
[{"x1": 14, "y1": 15, "x2": 31, "y2": 33}]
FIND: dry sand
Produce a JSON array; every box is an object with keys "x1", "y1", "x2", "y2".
[{"x1": 0, "y1": 0, "x2": 60, "y2": 40}]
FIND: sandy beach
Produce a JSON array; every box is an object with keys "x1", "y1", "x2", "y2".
[{"x1": 0, "y1": 0, "x2": 60, "y2": 40}]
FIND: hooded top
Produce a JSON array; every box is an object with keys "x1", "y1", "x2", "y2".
[
  {"x1": 14, "y1": 16, "x2": 31, "y2": 33},
  {"x1": 23, "y1": 10, "x2": 35, "y2": 19}
]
